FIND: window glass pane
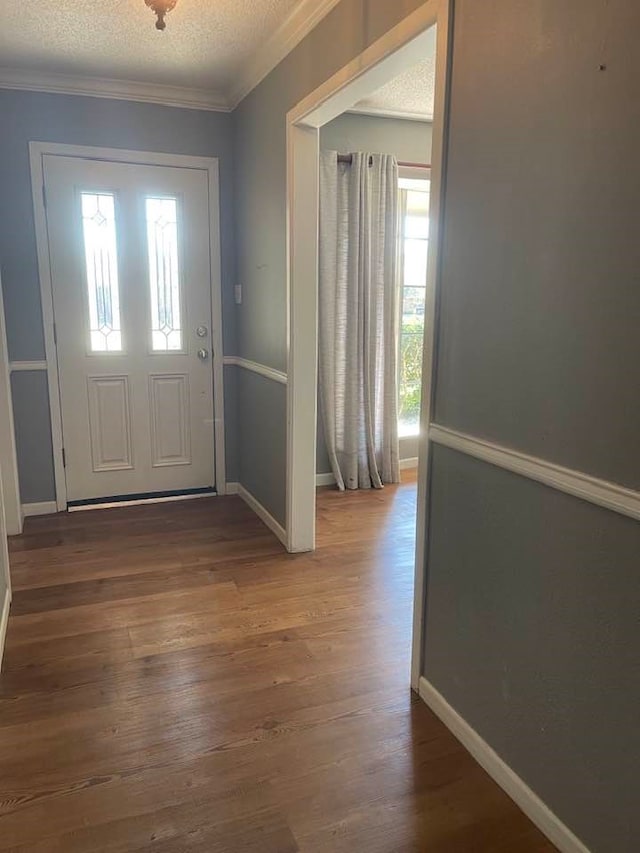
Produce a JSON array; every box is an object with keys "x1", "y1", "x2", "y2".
[
  {"x1": 405, "y1": 189, "x2": 430, "y2": 239},
  {"x1": 81, "y1": 192, "x2": 122, "y2": 353},
  {"x1": 146, "y1": 197, "x2": 182, "y2": 351},
  {"x1": 402, "y1": 286, "x2": 426, "y2": 321},
  {"x1": 399, "y1": 329, "x2": 424, "y2": 437},
  {"x1": 398, "y1": 181, "x2": 430, "y2": 437},
  {"x1": 403, "y1": 239, "x2": 429, "y2": 289}
]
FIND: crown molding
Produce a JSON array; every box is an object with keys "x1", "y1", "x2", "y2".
[
  {"x1": 347, "y1": 106, "x2": 434, "y2": 123},
  {"x1": 0, "y1": 66, "x2": 230, "y2": 112},
  {"x1": 228, "y1": 0, "x2": 343, "y2": 109}
]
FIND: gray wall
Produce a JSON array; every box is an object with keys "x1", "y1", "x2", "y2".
[
  {"x1": 0, "y1": 90, "x2": 239, "y2": 500},
  {"x1": 234, "y1": 0, "x2": 639, "y2": 850},
  {"x1": 420, "y1": 2, "x2": 640, "y2": 852},
  {"x1": 233, "y1": 0, "x2": 427, "y2": 519},
  {"x1": 321, "y1": 111, "x2": 432, "y2": 162},
  {"x1": 425, "y1": 446, "x2": 639, "y2": 853},
  {"x1": 316, "y1": 112, "x2": 432, "y2": 475}
]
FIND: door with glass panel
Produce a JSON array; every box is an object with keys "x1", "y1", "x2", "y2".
[{"x1": 43, "y1": 155, "x2": 215, "y2": 503}]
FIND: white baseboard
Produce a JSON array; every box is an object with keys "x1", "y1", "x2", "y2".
[
  {"x1": 225, "y1": 481, "x2": 239, "y2": 495},
  {"x1": 22, "y1": 501, "x2": 58, "y2": 518},
  {"x1": 0, "y1": 587, "x2": 11, "y2": 672},
  {"x1": 418, "y1": 678, "x2": 590, "y2": 853},
  {"x1": 400, "y1": 457, "x2": 419, "y2": 470},
  {"x1": 235, "y1": 484, "x2": 287, "y2": 548},
  {"x1": 315, "y1": 459, "x2": 418, "y2": 487},
  {"x1": 315, "y1": 472, "x2": 335, "y2": 487}
]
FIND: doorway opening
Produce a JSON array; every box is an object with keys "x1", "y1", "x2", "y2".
[{"x1": 286, "y1": 0, "x2": 450, "y2": 689}]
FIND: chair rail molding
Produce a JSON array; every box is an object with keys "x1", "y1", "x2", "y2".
[
  {"x1": 429, "y1": 424, "x2": 640, "y2": 523},
  {"x1": 9, "y1": 360, "x2": 48, "y2": 372},
  {"x1": 223, "y1": 356, "x2": 287, "y2": 385}
]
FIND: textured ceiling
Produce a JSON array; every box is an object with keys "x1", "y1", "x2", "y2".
[
  {"x1": 351, "y1": 55, "x2": 436, "y2": 121},
  {"x1": 0, "y1": 0, "x2": 301, "y2": 92}
]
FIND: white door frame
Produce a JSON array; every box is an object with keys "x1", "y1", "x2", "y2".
[
  {"x1": 0, "y1": 271, "x2": 22, "y2": 535},
  {"x1": 29, "y1": 142, "x2": 227, "y2": 510},
  {"x1": 285, "y1": 0, "x2": 451, "y2": 688}
]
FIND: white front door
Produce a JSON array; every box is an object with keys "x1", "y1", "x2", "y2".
[{"x1": 43, "y1": 155, "x2": 216, "y2": 503}]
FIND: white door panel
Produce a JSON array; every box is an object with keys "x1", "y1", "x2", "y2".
[{"x1": 43, "y1": 156, "x2": 215, "y2": 502}]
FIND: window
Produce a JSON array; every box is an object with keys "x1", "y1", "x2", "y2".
[
  {"x1": 81, "y1": 192, "x2": 122, "y2": 352},
  {"x1": 398, "y1": 174, "x2": 430, "y2": 436},
  {"x1": 146, "y1": 197, "x2": 183, "y2": 351}
]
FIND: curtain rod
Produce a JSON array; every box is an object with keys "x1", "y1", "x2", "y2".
[{"x1": 336, "y1": 154, "x2": 430, "y2": 169}]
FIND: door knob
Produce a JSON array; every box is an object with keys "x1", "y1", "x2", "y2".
[{"x1": 197, "y1": 348, "x2": 209, "y2": 361}]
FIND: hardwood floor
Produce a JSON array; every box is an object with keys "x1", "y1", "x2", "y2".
[{"x1": 0, "y1": 475, "x2": 556, "y2": 852}]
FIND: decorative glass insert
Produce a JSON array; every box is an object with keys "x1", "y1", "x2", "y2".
[
  {"x1": 146, "y1": 197, "x2": 183, "y2": 351},
  {"x1": 81, "y1": 192, "x2": 122, "y2": 352}
]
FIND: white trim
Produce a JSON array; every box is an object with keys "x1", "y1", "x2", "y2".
[
  {"x1": 236, "y1": 484, "x2": 287, "y2": 548},
  {"x1": 29, "y1": 142, "x2": 228, "y2": 506},
  {"x1": 0, "y1": 67, "x2": 229, "y2": 113},
  {"x1": 315, "y1": 472, "x2": 335, "y2": 487},
  {"x1": 287, "y1": 6, "x2": 439, "y2": 128},
  {"x1": 9, "y1": 360, "x2": 48, "y2": 372},
  {"x1": 225, "y1": 481, "x2": 239, "y2": 495},
  {"x1": 223, "y1": 356, "x2": 288, "y2": 385},
  {"x1": 22, "y1": 501, "x2": 58, "y2": 518},
  {"x1": 429, "y1": 424, "x2": 640, "y2": 523},
  {"x1": 347, "y1": 107, "x2": 434, "y2": 123},
  {"x1": 418, "y1": 678, "x2": 591, "y2": 853},
  {"x1": 0, "y1": 587, "x2": 10, "y2": 672},
  {"x1": 400, "y1": 457, "x2": 419, "y2": 470},
  {"x1": 316, "y1": 460, "x2": 416, "y2": 485},
  {"x1": 0, "y1": 274, "x2": 23, "y2": 535},
  {"x1": 410, "y1": 5, "x2": 451, "y2": 690},
  {"x1": 228, "y1": 0, "x2": 343, "y2": 108}
]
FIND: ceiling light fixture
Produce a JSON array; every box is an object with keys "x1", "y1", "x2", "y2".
[{"x1": 145, "y1": 0, "x2": 178, "y2": 31}]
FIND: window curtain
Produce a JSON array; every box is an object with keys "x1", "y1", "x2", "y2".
[{"x1": 319, "y1": 150, "x2": 400, "y2": 491}]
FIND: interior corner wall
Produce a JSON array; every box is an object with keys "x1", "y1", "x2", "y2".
[
  {"x1": 232, "y1": 0, "x2": 427, "y2": 521},
  {"x1": 0, "y1": 90, "x2": 239, "y2": 499},
  {"x1": 422, "y1": 2, "x2": 640, "y2": 852},
  {"x1": 316, "y1": 112, "x2": 433, "y2": 475}
]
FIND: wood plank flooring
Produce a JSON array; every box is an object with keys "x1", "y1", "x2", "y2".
[{"x1": 0, "y1": 475, "x2": 556, "y2": 851}]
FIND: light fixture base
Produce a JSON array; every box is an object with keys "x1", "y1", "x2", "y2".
[{"x1": 144, "y1": 0, "x2": 178, "y2": 31}]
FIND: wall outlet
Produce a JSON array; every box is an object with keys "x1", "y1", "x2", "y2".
[{"x1": 234, "y1": 284, "x2": 242, "y2": 305}]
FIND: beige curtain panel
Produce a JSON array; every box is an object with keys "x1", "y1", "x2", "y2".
[{"x1": 319, "y1": 150, "x2": 400, "y2": 491}]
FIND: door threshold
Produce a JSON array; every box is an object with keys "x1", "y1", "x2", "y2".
[{"x1": 68, "y1": 488, "x2": 217, "y2": 512}]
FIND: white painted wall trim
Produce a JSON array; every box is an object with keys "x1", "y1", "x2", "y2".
[
  {"x1": 0, "y1": 587, "x2": 10, "y2": 672},
  {"x1": 223, "y1": 356, "x2": 288, "y2": 385},
  {"x1": 316, "y1": 458, "x2": 417, "y2": 486},
  {"x1": 29, "y1": 142, "x2": 228, "y2": 505},
  {"x1": 22, "y1": 501, "x2": 58, "y2": 518},
  {"x1": 429, "y1": 424, "x2": 640, "y2": 523},
  {"x1": 9, "y1": 360, "x2": 48, "y2": 372},
  {"x1": 228, "y1": 0, "x2": 343, "y2": 108},
  {"x1": 0, "y1": 274, "x2": 23, "y2": 535},
  {"x1": 347, "y1": 107, "x2": 434, "y2": 123},
  {"x1": 225, "y1": 481, "x2": 239, "y2": 495},
  {"x1": 0, "y1": 66, "x2": 229, "y2": 112},
  {"x1": 315, "y1": 472, "x2": 335, "y2": 487},
  {"x1": 235, "y1": 484, "x2": 287, "y2": 548},
  {"x1": 418, "y1": 678, "x2": 591, "y2": 853},
  {"x1": 400, "y1": 457, "x2": 419, "y2": 470}
]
